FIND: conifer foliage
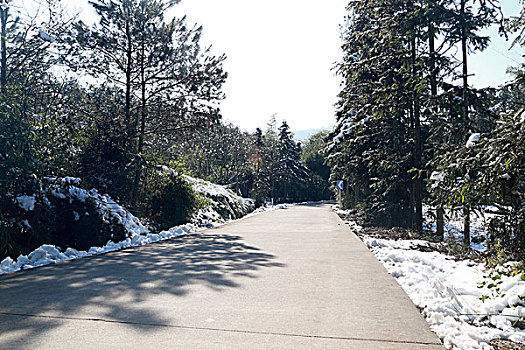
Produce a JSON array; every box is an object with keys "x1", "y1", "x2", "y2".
[{"x1": 329, "y1": 0, "x2": 525, "y2": 261}]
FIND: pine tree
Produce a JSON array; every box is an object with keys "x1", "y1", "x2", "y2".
[
  {"x1": 428, "y1": 0, "x2": 501, "y2": 244},
  {"x1": 250, "y1": 128, "x2": 271, "y2": 205},
  {"x1": 429, "y1": 1, "x2": 525, "y2": 260},
  {"x1": 507, "y1": 0, "x2": 525, "y2": 84},
  {"x1": 166, "y1": 123, "x2": 253, "y2": 196},
  {"x1": 275, "y1": 120, "x2": 308, "y2": 202},
  {"x1": 301, "y1": 131, "x2": 332, "y2": 201},
  {"x1": 302, "y1": 131, "x2": 330, "y2": 182},
  {"x1": 328, "y1": 0, "x2": 431, "y2": 228},
  {"x1": 72, "y1": 0, "x2": 226, "y2": 150},
  {"x1": 68, "y1": 0, "x2": 227, "y2": 205},
  {"x1": 0, "y1": 0, "x2": 72, "y2": 191}
]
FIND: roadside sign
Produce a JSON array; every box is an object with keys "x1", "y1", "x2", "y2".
[{"x1": 337, "y1": 180, "x2": 344, "y2": 191}]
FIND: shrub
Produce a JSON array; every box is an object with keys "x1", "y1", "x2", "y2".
[
  {"x1": 0, "y1": 178, "x2": 128, "y2": 261},
  {"x1": 145, "y1": 171, "x2": 197, "y2": 230}
]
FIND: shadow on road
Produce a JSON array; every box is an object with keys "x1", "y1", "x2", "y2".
[{"x1": 0, "y1": 232, "x2": 285, "y2": 349}]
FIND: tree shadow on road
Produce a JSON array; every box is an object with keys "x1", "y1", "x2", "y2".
[{"x1": 0, "y1": 232, "x2": 285, "y2": 349}]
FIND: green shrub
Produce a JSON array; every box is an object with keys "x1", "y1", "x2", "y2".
[
  {"x1": 0, "y1": 179, "x2": 129, "y2": 261},
  {"x1": 146, "y1": 172, "x2": 197, "y2": 230}
]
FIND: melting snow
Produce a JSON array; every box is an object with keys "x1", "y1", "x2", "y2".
[
  {"x1": 466, "y1": 133, "x2": 481, "y2": 148},
  {"x1": 363, "y1": 236, "x2": 525, "y2": 349},
  {"x1": 15, "y1": 195, "x2": 36, "y2": 211},
  {"x1": 0, "y1": 176, "x2": 287, "y2": 276}
]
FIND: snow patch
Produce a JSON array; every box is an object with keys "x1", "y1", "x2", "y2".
[
  {"x1": 362, "y1": 236, "x2": 525, "y2": 349},
  {"x1": 15, "y1": 195, "x2": 36, "y2": 211},
  {"x1": 466, "y1": 133, "x2": 481, "y2": 148},
  {"x1": 0, "y1": 176, "x2": 289, "y2": 276}
]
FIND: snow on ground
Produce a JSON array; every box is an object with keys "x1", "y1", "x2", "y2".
[
  {"x1": 337, "y1": 209, "x2": 525, "y2": 350},
  {"x1": 49, "y1": 177, "x2": 149, "y2": 237},
  {"x1": 423, "y1": 205, "x2": 500, "y2": 252},
  {"x1": 0, "y1": 177, "x2": 286, "y2": 276},
  {"x1": 0, "y1": 224, "x2": 195, "y2": 275},
  {"x1": 365, "y1": 236, "x2": 525, "y2": 349},
  {"x1": 184, "y1": 174, "x2": 252, "y2": 207}
]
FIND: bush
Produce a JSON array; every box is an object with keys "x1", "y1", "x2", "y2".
[
  {"x1": 145, "y1": 171, "x2": 197, "y2": 230},
  {"x1": 0, "y1": 178, "x2": 128, "y2": 261}
]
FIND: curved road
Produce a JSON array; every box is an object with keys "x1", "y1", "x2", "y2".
[{"x1": 0, "y1": 203, "x2": 443, "y2": 349}]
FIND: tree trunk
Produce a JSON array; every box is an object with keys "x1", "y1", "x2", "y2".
[
  {"x1": 429, "y1": 20, "x2": 445, "y2": 239},
  {"x1": 124, "y1": 14, "x2": 133, "y2": 140},
  {"x1": 437, "y1": 207, "x2": 445, "y2": 240},
  {"x1": 132, "y1": 39, "x2": 147, "y2": 206},
  {"x1": 460, "y1": 0, "x2": 471, "y2": 245},
  {"x1": 1, "y1": 7, "x2": 7, "y2": 94},
  {"x1": 411, "y1": 36, "x2": 423, "y2": 232},
  {"x1": 428, "y1": 22, "x2": 438, "y2": 98},
  {"x1": 344, "y1": 179, "x2": 350, "y2": 210},
  {"x1": 463, "y1": 206, "x2": 470, "y2": 247}
]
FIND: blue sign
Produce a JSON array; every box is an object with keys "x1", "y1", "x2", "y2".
[{"x1": 337, "y1": 180, "x2": 344, "y2": 191}]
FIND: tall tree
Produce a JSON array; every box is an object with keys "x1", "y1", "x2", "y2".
[
  {"x1": 0, "y1": 0, "x2": 72, "y2": 190},
  {"x1": 167, "y1": 122, "x2": 253, "y2": 196},
  {"x1": 428, "y1": 0, "x2": 501, "y2": 244},
  {"x1": 328, "y1": 0, "x2": 429, "y2": 229},
  {"x1": 70, "y1": 0, "x2": 227, "y2": 204},
  {"x1": 275, "y1": 120, "x2": 308, "y2": 202}
]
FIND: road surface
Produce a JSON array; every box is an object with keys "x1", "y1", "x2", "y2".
[{"x1": 0, "y1": 203, "x2": 443, "y2": 349}]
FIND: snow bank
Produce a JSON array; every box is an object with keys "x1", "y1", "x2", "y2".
[
  {"x1": 0, "y1": 224, "x2": 197, "y2": 275},
  {"x1": 0, "y1": 176, "x2": 286, "y2": 276},
  {"x1": 363, "y1": 236, "x2": 525, "y2": 349},
  {"x1": 0, "y1": 203, "x2": 288, "y2": 276},
  {"x1": 184, "y1": 174, "x2": 255, "y2": 225},
  {"x1": 65, "y1": 186, "x2": 148, "y2": 237}
]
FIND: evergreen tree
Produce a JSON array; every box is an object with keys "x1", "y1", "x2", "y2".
[
  {"x1": 302, "y1": 131, "x2": 330, "y2": 182},
  {"x1": 69, "y1": 0, "x2": 226, "y2": 204},
  {"x1": 275, "y1": 120, "x2": 308, "y2": 202},
  {"x1": 428, "y1": 0, "x2": 501, "y2": 244},
  {"x1": 0, "y1": 0, "x2": 78, "y2": 192},
  {"x1": 428, "y1": 1, "x2": 525, "y2": 260},
  {"x1": 167, "y1": 123, "x2": 253, "y2": 196},
  {"x1": 301, "y1": 131, "x2": 332, "y2": 201},
  {"x1": 328, "y1": 0, "x2": 429, "y2": 228},
  {"x1": 329, "y1": 0, "x2": 504, "y2": 237},
  {"x1": 250, "y1": 128, "x2": 271, "y2": 205},
  {"x1": 506, "y1": 0, "x2": 525, "y2": 84}
]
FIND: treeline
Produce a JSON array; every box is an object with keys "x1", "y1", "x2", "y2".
[
  {"x1": 327, "y1": 0, "x2": 525, "y2": 260},
  {"x1": 170, "y1": 116, "x2": 332, "y2": 206}
]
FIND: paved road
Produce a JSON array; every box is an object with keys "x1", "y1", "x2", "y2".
[{"x1": 0, "y1": 203, "x2": 443, "y2": 349}]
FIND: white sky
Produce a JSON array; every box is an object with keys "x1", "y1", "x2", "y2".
[
  {"x1": 469, "y1": 0, "x2": 524, "y2": 89},
  {"x1": 69, "y1": 0, "x2": 523, "y2": 132},
  {"x1": 170, "y1": 0, "x2": 348, "y2": 132}
]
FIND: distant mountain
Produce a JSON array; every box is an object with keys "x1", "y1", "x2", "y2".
[{"x1": 292, "y1": 127, "x2": 333, "y2": 142}]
